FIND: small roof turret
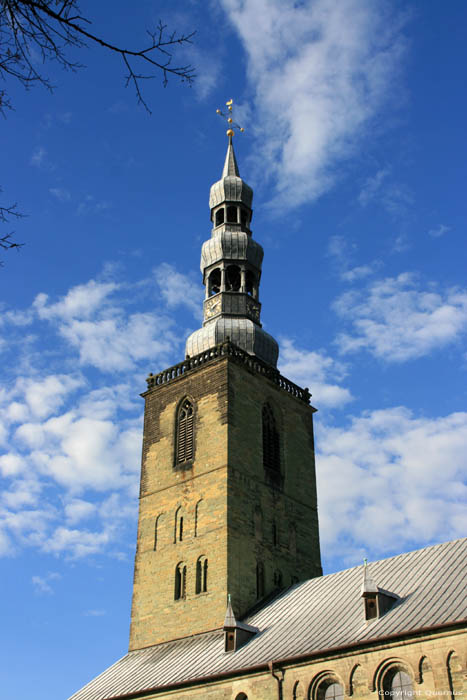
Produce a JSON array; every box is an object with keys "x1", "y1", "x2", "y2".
[
  {"x1": 361, "y1": 559, "x2": 379, "y2": 595},
  {"x1": 223, "y1": 594, "x2": 259, "y2": 652}
]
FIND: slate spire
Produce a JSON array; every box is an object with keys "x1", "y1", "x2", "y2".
[
  {"x1": 222, "y1": 133, "x2": 241, "y2": 178},
  {"x1": 184, "y1": 131, "x2": 279, "y2": 367}
]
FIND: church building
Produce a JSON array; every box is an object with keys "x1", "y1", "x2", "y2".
[{"x1": 70, "y1": 129, "x2": 466, "y2": 700}]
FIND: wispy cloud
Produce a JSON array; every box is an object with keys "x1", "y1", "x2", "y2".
[
  {"x1": 76, "y1": 195, "x2": 112, "y2": 216},
  {"x1": 334, "y1": 273, "x2": 467, "y2": 361},
  {"x1": 428, "y1": 224, "x2": 450, "y2": 238},
  {"x1": 221, "y1": 0, "x2": 407, "y2": 209},
  {"x1": 30, "y1": 146, "x2": 47, "y2": 168},
  {"x1": 49, "y1": 188, "x2": 71, "y2": 202},
  {"x1": 358, "y1": 167, "x2": 390, "y2": 206},
  {"x1": 32, "y1": 572, "x2": 61, "y2": 594},
  {"x1": 327, "y1": 235, "x2": 381, "y2": 283},
  {"x1": 154, "y1": 263, "x2": 204, "y2": 319}
]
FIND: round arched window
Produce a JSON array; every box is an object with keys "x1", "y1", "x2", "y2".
[
  {"x1": 314, "y1": 679, "x2": 344, "y2": 700},
  {"x1": 383, "y1": 669, "x2": 413, "y2": 698},
  {"x1": 235, "y1": 694, "x2": 248, "y2": 700},
  {"x1": 323, "y1": 682, "x2": 344, "y2": 700}
]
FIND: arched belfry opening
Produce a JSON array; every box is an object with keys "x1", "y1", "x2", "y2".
[
  {"x1": 226, "y1": 265, "x2": 241, "y2": 292},
  {"x1": 208, "y1": 268, "x2": 221, "y2": 296}
]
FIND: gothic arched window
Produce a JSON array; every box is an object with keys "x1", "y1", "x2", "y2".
[
  {"x1": 174, "y1": 562, "x2": 187, "y2": 600},
  {"x1": 262, "y1": 403, "x2": 281, "y2": 475},
  {"x1": 195, "y1": 555, "x2": 208, "y2": 594},
  {"x1": 176, "y1": 399, "x2": 194, "y2": 465}
]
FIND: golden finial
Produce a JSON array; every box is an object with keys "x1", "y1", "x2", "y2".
[{"x1": 216, "y1": 98, "x2": 245, "y2": 138}]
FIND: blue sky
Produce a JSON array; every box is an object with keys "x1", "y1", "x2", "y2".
[{"x1": 1, "y1": 1, "x2": 466, "y2": 698}]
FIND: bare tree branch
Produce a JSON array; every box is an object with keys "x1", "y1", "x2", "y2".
[
  {"x1": 0, "y1": 1, "x2": 196, "y2": 262},
  {"x1": 0, "y1": 0, "x2": 196, "y2": 113}
]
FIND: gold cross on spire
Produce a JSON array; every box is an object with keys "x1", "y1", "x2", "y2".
[{"x1": 216, "y1": 98, "x2": 245, "y2": 138}]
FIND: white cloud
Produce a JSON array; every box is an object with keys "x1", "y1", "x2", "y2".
[
  {"x1": 154, "y1": 263, "x2": 204, "y2": 319},
  {"x1": 317, "y1": 408, "x2": 467, "y2": 562},
  {"x1": 64, "y1": 499, "x2": 96, "y2": 525},
  {"x1": 18, "y1": 413, "x2": 141, "y2": 492},
  {"x1": 43, "y1": 526, "x2": 111, "y2": 558},
  {"x1": 33, "y1": 278, "x2": 179, "y2": 372},
  {"x1": 327, "y1": 235, "x2": 380, "y2": 283},
  {"x1": 84, "y1": 609, "x2": 106, "y2": 617},
  {"x1": 221, "y1": 0, "x2": 406, "y2": 209},
  {"x1": 19, "y1": 374, "x2": 84, "y2": 420},
  {"x1": 49, "y1": 187, "x2": 71, "y2": 202},
  {"x1": 0, "y1": 453, "x2": 26, "y2": 477},
  {"x1": 30, "y1": 146, "x2": 47, "y2": 167},
  {"x1": 76, "y1": 195, "x2": 112, "y2": 216},
  {"x1": 428, "y1": 224, "x2": 450, "y2": 238},
  {"x1": 32, "y1": 572, "x2": 61, "y2": 594},
  {"x1": 393, "y1": 233, "x2": 410, "y2": 253},
  {"x1": 34, "y1": 280, "x2": 118, "y2": 321},
  {"x1": 358, "y1": 167, "x2": 390, "y2": 206},
  {"x1": 334, "y1": 273, "x2": 467, "y2": 361},
  {"x1": 279, "y1": 338, "x2": 353, "y2": 407}
]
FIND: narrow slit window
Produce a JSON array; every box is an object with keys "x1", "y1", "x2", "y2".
[
  {"x1": 174, "y1": 507, "x2": 184, "y2": 543},
  {"x1": 174, "y1": 562, "x2": 187, "y2": 600},
  {"x1": 176, "y1": 399, "x2": 194, "y2": 465},
  {"x1": 262, "y1": 404, "x2": 281, "y2": 474},
  {"x1": 195, "y1": 556, "x2": 208, "y2": 594}
]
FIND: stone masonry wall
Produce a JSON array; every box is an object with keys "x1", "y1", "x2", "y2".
[
  {"x1": 226, "y1": 360, "x2": 322, "y2": 619},
  {"x1": 129, "y1": 359, "x2": 230, "y2": 650},
  {"x1": 130, "y1": 354, "x2": 322, "y2": 650}
]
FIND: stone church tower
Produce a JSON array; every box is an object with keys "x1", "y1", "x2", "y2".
[{"x1": 129, "y1": 134, "x2": 322, "y2": 652}]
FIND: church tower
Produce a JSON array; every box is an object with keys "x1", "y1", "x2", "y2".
[{"x1": 129, "y1": 132, "x2": 322, "y2": 652}]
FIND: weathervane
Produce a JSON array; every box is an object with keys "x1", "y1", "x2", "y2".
[{"x1": 216, "y1": 98, "x2": 245, "y2": 138}]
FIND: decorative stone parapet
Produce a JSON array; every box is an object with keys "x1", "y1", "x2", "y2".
[{"x1": 146, "y1": 340, "x2": 311, "y2": 404}]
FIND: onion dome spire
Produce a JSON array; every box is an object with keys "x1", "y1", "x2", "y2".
[{"x1": 185, "y1": 105, "x2": 278, "y2": 367}]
